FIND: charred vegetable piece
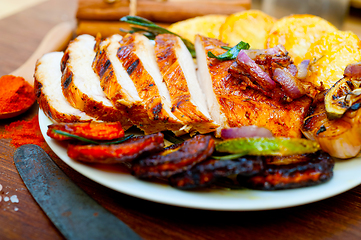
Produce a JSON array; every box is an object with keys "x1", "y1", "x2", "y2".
[
  {"x1": 132, "y1": 135, "x2": 214, "y2": 178},
  {"x1": 215, "y1": 137, "x2": 320, "y2": 156},
  {"x1": 324, "y1": 76, "x2": 361, "y2": 120},
  {"x1": 238, "y1": 151, "x2": 334, "y2": 190},
  {"x1": 169, "y1": 156, "x2": 264, "y2": 189},
  {"x1": 221, "y1": 126, "x2": 273, "y2": 139},
  {"x1": 47, "y1": 122, "x2": 124, "y2": 141},
  {"x1": 302, "y1": 100, "x2": 361, "y2": 159},
  {"x1": 67, "y1": 132, "x2": 164, "y2": 164}
]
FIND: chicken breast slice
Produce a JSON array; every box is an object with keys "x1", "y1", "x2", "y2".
[
  {"x1": 61, "y1": 34, "x2": 130, "y2": 127},
  {"x1": 195, "y1": 35, "x2": 311, "y2": 138},
  {"x1": 34, "y1": 51, "x2": 95, "y2": 122},
  {"x1": 155, "y1": 34, "x2": 219, "y2": 134},
  {"x1": 195, "y1": 35, "x2": 230, "y2": 136},
  {"x1": 115, "y1": 33, "x2": 185, "y2": 134}
]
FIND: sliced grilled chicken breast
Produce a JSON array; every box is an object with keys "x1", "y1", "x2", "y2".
[
  {"x1": 34, "y1": 51, "x2": 95, "y2": 122},
  {"x1": 92, "y1": 34, "x2": 139, "y2": 121},
  {"x1": 61, "y1": 34, "x2": 130, "y2": 127},
  {"x1": 155, "y1": 34, "x2": 219, "y2": 134},
  {"x1": 115, "y1": 33, "x2": 185, "y2": 134},
  {"x1": 195, "y1": 35, "x2": 311, "y2": 138},
  {"x1": 195, "y1": 35, "x2": 231, "y2": 136}
]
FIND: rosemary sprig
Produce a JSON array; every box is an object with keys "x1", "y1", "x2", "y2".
[
  {"x1": 208, "y1": 41, "x2": 250, "y2": 61},
  {"x1": 120, "y1": 15, "x2": 196, "y2": 57},
  {"x1": 212, "y1": 153, "x2": 247, "y2": 160},
  {"x1": 53, "y1": 129, "x2": 134, "y2": 145},
  {"x1": 162, "y1": 131, "x2": 185, "y2": 144}
]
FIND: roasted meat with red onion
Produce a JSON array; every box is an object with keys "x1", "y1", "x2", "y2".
[
  {"x1": 67, "y1": 132, "x2": 164, "y2": 164},
  {"x1": 169, "y1": 156, "x2": 264, "y2": 189},
  {"x1": 238, "y1": 151, "x2": 334, "y2": 190},
  {"x1": 195, "y1": 35, "x2": 311, "y2": 138},
  {"x1": 132, "y1": 135, "x2": 214, "y2": 178}
]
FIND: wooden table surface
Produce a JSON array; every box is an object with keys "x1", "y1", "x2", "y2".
[{"x1": 2, "y1": 0, "x2": 361, "y2": 239}]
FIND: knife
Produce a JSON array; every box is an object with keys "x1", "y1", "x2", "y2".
[{"x1": 14, "y1": 144, "x2": 142, "y2": 240}]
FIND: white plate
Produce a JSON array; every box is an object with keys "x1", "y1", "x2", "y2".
[{"x1": 39, "y1": 109, "x2": 361, "y2": 211}]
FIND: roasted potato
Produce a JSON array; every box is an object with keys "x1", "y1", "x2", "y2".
[
  {"x1": 266, "y1": 14, "x2": 337, "y2": 65},
  {"x1": 304, "y1": 31, "x2": 361, "y2": 89},
  {"x1": 220, "y1": 10, "x2": 276, "y2": 49},
  {"x1": 167, "y1": 14, "x2": 227, "y2": 43}
]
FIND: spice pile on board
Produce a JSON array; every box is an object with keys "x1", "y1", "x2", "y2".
[{"x1": 0, "y1": 75, "x2": 35, "y2": 114}]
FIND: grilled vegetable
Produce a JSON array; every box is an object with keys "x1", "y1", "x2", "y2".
[
  {"x1": 219, "y1": 10, "x2": 276, "y2": 49},
  {"x1": 67, "y1": 133, "x2": 164, "y2": 164},
  {"x1": 325, "y1": 66, "x2": 361, "y2": 119},
  {"x1": 238, "y1": 151, "x2": 334, "y2": 190},
  {"x1": 47, "y1": 122, "x2": 124, "y2": 141},
  {"x1": 221, "y1": 126, "x2": 273, "y2": 139},
  {"x1": 168, "y1": 14, "x2": 227, "y2": 44},
  {"x1": 132, "y1": 135, "x2": 214, "y2": 178},
  {"x1": 215, "y1": 137, "x2": 320, "y2": 156},
  {"x1": 302, "y1": 100, "x2": 361, "y2": 159},
  {"x1": 169, "y1": 156, "x2": 264, "y2": 189}
]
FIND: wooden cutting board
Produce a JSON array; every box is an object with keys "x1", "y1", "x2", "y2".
[{"x1": 76, "y1": 0, "x2": 251, "y2": 37}]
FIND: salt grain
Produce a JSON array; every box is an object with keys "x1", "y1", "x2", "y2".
[
  {"x1": 4, "y1": 197, "x2": 9, "y2": 202},
  {"x1": 10, "y1": 195, "x2": 19, "y2": 203},
  {"x1": 14, "y1": 207, "x2": 18, "y2": 211},
  {"x1": 0, "y1": 184, "x2": 2, "y2": 191}
]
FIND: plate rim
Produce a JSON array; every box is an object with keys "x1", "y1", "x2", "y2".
[{"x1": 39, "y1": 109, "x2": 361, "y2": 211}]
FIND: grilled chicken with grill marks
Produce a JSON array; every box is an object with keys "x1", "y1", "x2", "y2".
[
  {"x1": 155, "y1": 34, "x2": 219, "y2": 134},
  {"x1": 61, "y1": 34, "x2": 130, "y2": 126},
  {"x1": 34, "y1": 51, "x2": 95, "y2": 122},
  {"x1": 115, "y1": 33, "x2": 185, "y2": 134},
  {"x1": 195, "y1": 35, "x2": 311, "y2": 138}
]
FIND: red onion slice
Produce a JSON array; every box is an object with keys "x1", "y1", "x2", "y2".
[
  {"x1": 243, "y1": 44, "x2": 286, "y2": 60},
  {"x1": 287, "y1": 64, "x2": 298, "y2": 77},
  {"x1": 297, "y1": 59, "x2": 310, "y2": 80},
  {"x1": 273, "y1": 68, "x2": 306, "y2": 99},
  {"x1": 221, "y1": 126, "x2": 274, "y2": 139},
  {"x1": 237, "y1": 50, "x2": 276, "y2": 89},
  {"x1": 344, "y1": 62, "x2": 361, "y2": 78}
]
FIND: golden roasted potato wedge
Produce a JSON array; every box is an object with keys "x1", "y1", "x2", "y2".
[
  {"x1": 220, "y1": 10, "x2": 276, "y2": 49},
  {"x1": 266, "y1": 14, "x2": 337, "y2": 65},
  {"x1": 305, "y1": 30, "x2": 361, "y2": 89},
  {"x1": 167, "y1": 14, "x2": 227, "y2": 43}
]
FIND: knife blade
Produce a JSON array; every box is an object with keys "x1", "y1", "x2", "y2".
[{"x1": 14, "y1": 144, "x2": 142, "y2": 240}]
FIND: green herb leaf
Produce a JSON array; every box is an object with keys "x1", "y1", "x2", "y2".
[
  {"x1": 53, "y1": 130, "x2": 134, "y2": 145},
  {"x1": 212, "y1": 153, "x2": 247, "y2": 160},
  {"x1": 120, "y1": 15, "x2": 196, "y2": 57},
  {"x1": 208, "y1": 41, "x2": 250, "y2": 61},
  {"x1": 162, "y1": 131, "x2": 184, "y2": 144}
]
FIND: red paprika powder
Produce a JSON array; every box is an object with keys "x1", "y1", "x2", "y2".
[{"x1": 0, "y1": 75, "x2": 35, "y2": 113}]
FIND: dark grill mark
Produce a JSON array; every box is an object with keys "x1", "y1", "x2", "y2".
[
  {"x1": 316, "y1": 125, "x2": 326, "y2": 135},
  {"x1": 35, "y1": 82, "x2": 43, "y2": 98},
  {"x1": 48, "y1": 110, "x2": 53, "y2": 119},
  {"x1": 127, "y1": 59, "x2": 139, "y2": 76},
  {"x1": 152, "y1": 103, "x2": 163, "y2": 120},
  {"x1": 63, "y1": 72, "x2": 73, "y2": 89},
  {"x1": 99, "y1": 59, "x2": 111, "y2": 78}
]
